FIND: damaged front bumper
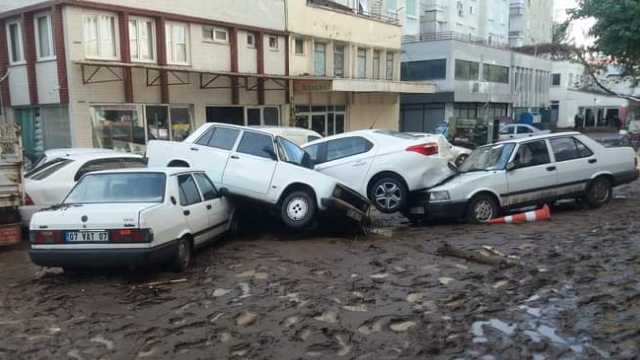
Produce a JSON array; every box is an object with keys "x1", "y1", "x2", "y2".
[
  {"x1": 404, "y1": 191, "x2": 468, "y2": 220},
  {"x1": 321, "y1": 185, "x2": 370, "y2": 222}
]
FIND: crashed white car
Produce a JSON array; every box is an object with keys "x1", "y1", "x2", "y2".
[
  {"x1": 405, "y1": 132, "x2": 639, "y2": 223},
  {"x1": 302, "y1": 130, "x2": 452, "y2": 213},
  {"x1": 409, "y1": 132, "x2": 472, "y2": 167},
  {"x1": 144, "y1": 123, "x2": 369, "y2": 228},
  {"x1": 498, "y1": 123, "x2": 550, "y2": 141},
  {"x1": 29, "y1": 169, "x2": 235, "y2": 272}
]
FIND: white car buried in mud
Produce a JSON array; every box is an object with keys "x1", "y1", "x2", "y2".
[
  {"x1": 29, "y1": 169, "x2": 236, "y2": 272},
  {"x1": 144, "y1": 123, "x2": 370, "y2": 229}
]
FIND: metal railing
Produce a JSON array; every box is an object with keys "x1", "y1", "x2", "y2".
[
  {"x1": 402, "y1": 31, "x2": 510, "y2": 49},
  {"x1": 305, "y1": 0, "x2": 399, "y2": 24}
]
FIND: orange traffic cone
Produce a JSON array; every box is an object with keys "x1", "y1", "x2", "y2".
[{"x1": 488, "y1": 204, "x2": 551, "y2": 224}]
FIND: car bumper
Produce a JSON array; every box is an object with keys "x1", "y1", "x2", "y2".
[
  {"x1": 321, "y1": 197, "x2": 369, "y2": 222},
  {"x1": 29, "y1": 241, "x2": 177, "y2": 268},
  {"x1": 405, "y1": 192, "x2": 468, "y2": 220},
  {"x1": 613, "y1": 169, "x2": 639, "y2": 186}
]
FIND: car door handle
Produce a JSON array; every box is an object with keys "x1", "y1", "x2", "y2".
[
  {"x1": 546, "y1": 166, "x2": 556, "y2": 171},
  {"x1": 353, "y1": 161, "x2": 367, "y2": 167},
  {"x1": 183, "y1": 210, "x2": 190, "y2": 216},
  {"x1": 588, "y1": 159, "x2": 597, "y2": 164},
  {"x1": 206, "y1": 204, "x2": 212, "y2": 210},
  {"x1": 190, "y1": 147, "x2": 198, "y2": 151},
  {"x1": 230, "y1": 155, "x2": 240, "y2": 159}
]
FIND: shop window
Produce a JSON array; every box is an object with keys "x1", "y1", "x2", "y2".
[
  {"x1": 401, "y1": 59, "x2": 446, "y2": 81},
  {"x1": 295, "y1": 106, "x2": 346, "y2": 136},
  {"x1": 455, "y1": 59, "x2": 479, "y2": 80}
]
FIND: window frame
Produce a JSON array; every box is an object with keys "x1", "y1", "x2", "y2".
[
  {"x1": 455, "y1": 59, "x2": 480, "y2": 81},
  {"x1": 313, "y1": 42, "x2": 326, "y2": 76},
  {"x1": 196, "y1": 127, "x2": 241, "y2": 151},
  {"x1": 83, "y1": 12, "x2": 119, "y2": 60},
  {"x1": 268, "y1": 35, "x2": 279, "y2": 51},
  {"x1": 550, "y1": 73, "x2": 561, "y2": 86},
  {"x1": 202, "y1": 26, "x2": 228, "y2": 44},
  {"x1": 165, "y1": 21, "x2": 190, "y2": 65},
  {"x1": 550, "y1": 137, "x2": 594, "y2": 163},
  {"x1": 401, "y1": 59, "x2": 447, "y2": 81},
  {"x1": 406, "y1": 0, "x2": 417, "y2": 18},
  {"x1": 236, "y1": 131, "x2": 277, "y2": 160},
  {"x1": 357, "y1": 48, "x2": 367, "y2": 79},
  {"x1": 6, "y1": 19, "x2": 25, "y2": 65},
  {"x1": 177, "y1": 174, "x2": 203, "y2": 206},
  {"x1": 323, "y1": 136, "x2": 374, "y2": 163},
  {"x1": 373, "y1": 50, "x2": 381, "y2": 79},
  {"x1": 193, "y1": 172, "x2": 219, "y2": 200},
  {"x1": 295, "y1": 38, "x2": 304, "y2": 55},
  {"x1": 386, "y1": 52, "x2": 394, "y2": 80},
  {"x1": 34, "y1": 13, "x2": 55, "y2": 61},
  {"x1": 512, "y1": 140, "x2": 551, "y2": 169},
  {"x1": 129, "y1": 17, "x2": 156, "y2": 63},
  {"x1": 334, "y1": 45, "x2": 345, "y2": 77},
  {"x1": 246, "y1": 33, "x2": 255, "y2": 48}
]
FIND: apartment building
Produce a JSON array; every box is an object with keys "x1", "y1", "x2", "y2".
[
  {"x1": 0, "y1": 0, "x2": 433, "y2": 157},
  {"x1": 400, "y1": 37, "x2": 551, "y2": 132},
  {"x1": 509, "y1": 0, "x2": 553, "y2": 47}
]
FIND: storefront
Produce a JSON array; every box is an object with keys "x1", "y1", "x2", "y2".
[
  {"x1": 14, "y1": 106, "x2": 71, "y2": 162},
  {"x1": 205, "y1": 106, "x2": 281, "y2": 126},
  {"x1": 293, "y1": 105, "x2": 346, "y2": 137}
]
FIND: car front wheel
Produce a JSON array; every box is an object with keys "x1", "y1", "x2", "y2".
[
  {"x1": 466, "y1": 194, "x2": 498, "y2": 224},
  {"x1": 172, "y1": 237, "x2": 192, "y2": 272},
  {"x1": 281, "y1": 191, "x2": 316, "y2": 229},
  {"x1": 584, "y1": 177, "x2": 612, "y2": 208},
  {"x1": 370, "y1": 176, "x2": 408, "y2": 213}
]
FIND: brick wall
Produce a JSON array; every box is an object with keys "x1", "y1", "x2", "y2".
[
  {"x1": 52, "y1": 5, "x2": 68, "y2": 103},
  {"x1": 21, "y1": 13, "x2": 38, "y2": 105},
  {"x1": 118, "y1": 11, "x2": 133, "y2": 103},
  {"x1": 0, "y1": 20, "x2": 12, "y2": 107},
  {"x1": 155, "y1": 17, "x2": 169, "y2": 103}
]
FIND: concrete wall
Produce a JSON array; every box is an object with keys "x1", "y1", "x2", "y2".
[
  {"x1": 35, "y1": 60, "x2": 60, "y2": 104},
  {"x1": 349, "y1": 93, "x2": 399, "y2": 131},
  {"x1": 238, "y1": 30, "x2": 257, "y2": 74},
  {"x1": 8, "y1": 65, "x2": 29, "y2": 106}
]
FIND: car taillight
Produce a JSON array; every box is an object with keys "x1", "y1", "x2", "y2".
[
  {"x1": 31, "y1": 230, "x2": 63, "y2": 244},
  {"x1": 25, "y1": 193, "x2": 34, "y2": 206},
  {"x1": 110, "y1": 229, "x2": 153, "y2": 243},
  {"x1": 407, "y1": 142, "x2": 439, "y2": 156}
]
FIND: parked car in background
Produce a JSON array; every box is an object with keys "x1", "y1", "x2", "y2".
[
  {"x1": 253, "y1": 126, "x2": 322, "y2": 146},
  {"x1": 302, "y1": 130, "x2": 452, "y2": 213},
  {"x1": 409, "y1": 132, "x2": 472, "y2": 167},
  {"x1": 20, "y1": 152, "x2": 145, "y2": 227},
  {"x1": 144, "y1": 123, "x2": 369, "y2": 228},
  {"x1": 405, "y1": 132, "x2": 639, "y2": 224},
  {"x1": 498, "y1": 123, "x2": 550, "y2": 141},
  {"x1": 25, "y1": 148, "x2": 118, "y2": 175},
  {"x1": 29, "y1": 169, "x2": 235, "y2": 272}
]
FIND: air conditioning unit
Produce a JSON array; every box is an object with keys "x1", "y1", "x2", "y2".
[{"x1": 471, "y1": 82, "x2": 486, "y2": 93}]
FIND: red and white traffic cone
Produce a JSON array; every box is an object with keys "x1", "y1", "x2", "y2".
[{"x1": 488, "y1": 204, "x2": 551, "y2": 224}]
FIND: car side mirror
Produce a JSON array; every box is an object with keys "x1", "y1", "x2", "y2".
[
  {"x1": 447, "y1": 161, "x2": 458, "y2": 173},
  {"x1": 170, "y1": 196, "x2": 177, "y2": 205},
  {"x1": 506, "y1": 162, "x2": 516, "y2": 171},
  {"x1": 219, "y1": 187, "x2": 230, "y2": 197}
]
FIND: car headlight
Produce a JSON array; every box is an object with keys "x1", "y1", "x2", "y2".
[{"x1": 430, "y1": 191, "x2": 450, "y2": 202}]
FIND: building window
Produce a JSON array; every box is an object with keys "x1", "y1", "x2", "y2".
[
  {"x1": 483, "y1": 63, "x2": 509, "y2": 83},
  {"x1": 406, "y1": 0, "x2": 417, "y2": 17},
  {"x1": 295, "y1": 38, "x2": 304, "y2": 54},
  {"x1": 166, "y1": 22, "x2": 189, "y2": 64},
  {"x1": 129, "y1": 18, "x2": 154, "y2": 62},
  {"x1": 454, "y1": 103, "x2": 479, "y2": 120},
  {"x1": 551, "y1": 73, "x2": 561, "y2": 86},
  {"x1": 202, "y1": 26, "x2": 227, "y2": 43},
  {"x1": 334, "y1": 45, "x2": 345, "y2": 77},
  {"x1": 357, "y1": 48, "x2": 366, "y2": 78},
  {"x1": 314, "y1": 43, "x2": 326, "y2": 76},
  {"x1": 469, "y1": 5, "x2": 475, "y2": 14},
  {"x1": 246, "y1": 107, "x2": 280, "y2": 126},
  {"x1": 373, "y1": 50, "x2": 381, "y2": 79},
  {"x1": 247, "y1": 33, "x2": 255, "y2": 47},
  {"x1": 295, "y1": 106, "x2": 346, "y2": 137},
  {"x1": 387, "y1": 0, "x2": 397, "y2": 14},
  {"x1": 269, "y1": 35, "x2": 278, "y2": 51},
  {"x1": 35, "y1": 14, "x2": 55, "y2": 60},
  {"x1": 6, "y1": 20, "x2": 24, "y2": 64},
  {"x1": 454, "y1": 59, "x2": 479, "y2": 80},
  {"x1": 401, "y1": 59, "x2": 446, "y2": 81},
  {"x1": 386, "y1": 52, "x2": 394, "y2": 79},
  {"x1": 83, "y1": 14, "x2": 118, "y2": 59}
]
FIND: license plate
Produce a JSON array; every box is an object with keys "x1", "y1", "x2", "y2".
[
  {"x1": 65, "y1": 231, "x2": 109, "y2": 242},
  {"x1": 410, "y1": 207, "x2": 426, "y2": 215},
  {"x1": 347, "y1": 209, "x2": 363, "y2": 221}
]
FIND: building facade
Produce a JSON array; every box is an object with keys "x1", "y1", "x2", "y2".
[
  {"x1": 0, "y1": 0, "x2": 433, "y2": 158},
  {"x1": 509, "y1": 0, "x2": 554, "y2": 47},
  {"x1": 400, "y1": 38, "x2": 551, "y2": 132}
]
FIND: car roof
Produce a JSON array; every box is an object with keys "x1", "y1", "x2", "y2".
[
  {"x1": 199, "y1": 122, "x2": 276, "y2": 136},
  {"x1": 495, "y1": 131, "x2": 581, "y2": 145},
  {"x1": 87, "y1": 167, "x2": 205, "y2": 176},
  {"x1": 59, "y1": 152, "x2": 143, "y2": 161},
  {"x1": 252, "y1": 126, "x2": 322, "y2": 136},
  {"x1": 302, "y1": 129, "x2": 424, "y2": 147},
  {"x1": 44, "y1": 148, "x2": 117, "y2": 157}
]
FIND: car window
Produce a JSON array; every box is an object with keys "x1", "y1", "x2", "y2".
[
  {"x1": 308, "y1": 135, "x2": 321, "y2": 142},
  {"x1": 205, "y1": 127, "x2": 241, "y2": 150},
  {"x1": 195, "y1": 128, "x2": 214, "y2": 146},
  {"x1": 304, "y1": 144, "x2": 321, "y2": 163},
  {"x1": 499, "y1": 126, "x2": 512, "y2": 135},
  {"x1": 74, "y1": 158, "x2": 125, "y2": 182},
  {"x1": 193, "y1": 173, "x2": 218, "y2": 200},
  {"x1": 64, "y1": 173, "x2": 166, "y2": 204},
  {"x1": 550, "y1": 137, "x2": 592, "y2": 162},
  {"x1": 326, "y1": 137, "x2": 373, "y2": 162},
  {"x1": 575, "y1": 139, "x2": 594, "y2": 157},
  {"x1": 517, "y1": 126, "x2": 534, "y2": 134},
  {"x1": 513, "y1": 140, "x2": 550, "y2": 168},
  {"x1": 27, "y1": 158, "x2": 74, "y2": 180},
  {"x1": 178, "y1": 174, "x2": 202, "y2": 206},
  {"x1": 237, "y1": 132, "x2": 275, "y2": 159}
]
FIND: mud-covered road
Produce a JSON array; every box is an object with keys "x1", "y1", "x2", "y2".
[{"x1": 1, "y1": 181, "x2": 640, "y2": 360}]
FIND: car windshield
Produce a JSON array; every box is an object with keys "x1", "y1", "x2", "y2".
[
  {"x1": 277, "y1": 137, "x2": 314, "y2": 169},
  {"x1": 64, "y1": 173, "x2": 166, "y2": 204},
  {"x1": 458, "y1": 143, "x2": 516, "y2": 172}
]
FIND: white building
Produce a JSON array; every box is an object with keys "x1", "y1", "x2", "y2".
[{"x1": 509, "y1": 0, "x2": 554, "y2": 47}]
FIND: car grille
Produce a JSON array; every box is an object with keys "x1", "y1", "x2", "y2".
[{"x1": 336, "y1": 185, "x2": 370, "y2": 212}]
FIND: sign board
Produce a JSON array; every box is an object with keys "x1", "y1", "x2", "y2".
[{"x1": 294, "y1": 80, "x2": 333, "y2": 92}]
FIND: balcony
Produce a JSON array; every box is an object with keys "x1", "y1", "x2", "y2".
[
  {"x1": 305, "y1": 0, "x2": 399, "y2": 24},
  {"x1": 402, "y1": 31, "x2": 510, "y2": 49}
]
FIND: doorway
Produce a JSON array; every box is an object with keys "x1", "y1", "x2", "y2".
[{"x1": 206, "y1": 107, "x2": 244, "y2": 125}]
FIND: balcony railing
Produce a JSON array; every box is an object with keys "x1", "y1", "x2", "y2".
[
  {"x1": 306, "y1": 0, "x2": 399, "y2": 25},
  {"x1": 402, "y1": 31, "x2": 510, "y2": 49}
]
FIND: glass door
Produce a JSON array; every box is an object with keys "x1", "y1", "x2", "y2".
[{"x1": 311, "y1": 114, "x2": 327, "y2": 137}]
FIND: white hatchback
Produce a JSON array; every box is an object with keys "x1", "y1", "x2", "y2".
[{"x1": 29, "y1": 169, "x2": 235, "y2": 272}]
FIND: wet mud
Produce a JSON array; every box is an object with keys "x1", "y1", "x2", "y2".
[{"x1": 1, "y1": 181, "x2": 640, "y2": 359}]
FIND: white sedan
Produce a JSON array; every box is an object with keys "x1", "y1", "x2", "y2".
[
  {"x1": 409, "y1": 133, "x2": 473, "y2": 167},
  {"x1": 29, "y1": 169, "x2": 236, "y2": 272},
  {"x1": 405, "y1": 132, "x2": 638, "y2": 223},
  {"x1": 20, "y1": 152, "x2": 145, "y2": 227},
  {"x1": 302, "y1": 130, "x2": 452, "y2": 213},
  {"x1": 498, "y1": 123, "x2": 550, "y2": 141}
]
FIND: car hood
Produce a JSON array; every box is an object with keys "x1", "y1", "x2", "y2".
[
  {"x1": 30, "y1": 203, "x2": 161, "y2": 230},
  {"x1": 431, "y1": 171, "x2": 499, "y2": 191}
]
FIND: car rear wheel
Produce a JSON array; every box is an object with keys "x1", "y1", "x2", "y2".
[
  {"x1": 281, "y1": 191, "x2": 316, "y2": 229},
  {"x1": 455, "y1": 154, "x2": 469, "y2": 167},
  {"x1": 584, "y1": 177, "x2": 612, "y2": 208},
  {"x1": 466, "y1": 194, "x2": 498, "y2": 224},
  {"x1": 172, "y1": 237, "x2": 192, "y2": 272},
  {"x1": 370, "y1": 176, "x2": 408, "y2": 213}
]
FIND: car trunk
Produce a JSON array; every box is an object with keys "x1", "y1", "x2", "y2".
[{"x1": 33, "y1": 203, "x2": 159, "y2": 230}]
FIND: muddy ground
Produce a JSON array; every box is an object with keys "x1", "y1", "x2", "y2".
[{"x1": 1, "y1": 181, "x2": 640, "y2": 360}]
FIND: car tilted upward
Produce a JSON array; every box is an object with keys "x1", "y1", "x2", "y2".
[
  {"x1": 29, "y1": 168, "x2": 236, "y2": 272},
  {"x1": 406, "y1": 132, "x2": 639, "y2": 224},
  {"x1": 144, "y1": 123, "x2": 369, "y2": 229},
  {"x1": 302, "y1": 130, "x2": 452, "y2": 213}
]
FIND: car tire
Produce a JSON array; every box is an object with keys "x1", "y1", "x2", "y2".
[
  {"x1": 584, "y1": 177, "x2": 612, "y2": 208},
  {"x1": 466, "y1": 194, "x2": 499, "y2": 224},
  {"x1": 455, "y1": 154, "x2": 469, "y2": 167},
  {"x1": 228, "y1": 211, "x2": 240, "y2": 237},
  {"x1": 172, "y1": 237, "x2": 192, "y2": 272},
  {"x1": 281, "y1": 191, "x2": 316, "y2": 229},
  {"x1": 370, "y1": 176, "x2": 408, "y2": 214}
]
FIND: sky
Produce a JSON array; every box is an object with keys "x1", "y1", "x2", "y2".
[{"x1": 553, "y1": 0, "x2": 596, "y2": 47}]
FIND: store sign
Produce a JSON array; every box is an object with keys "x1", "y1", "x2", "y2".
[{"x1": 294, "y1": 80, "x2": 333, "y2": 92}]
